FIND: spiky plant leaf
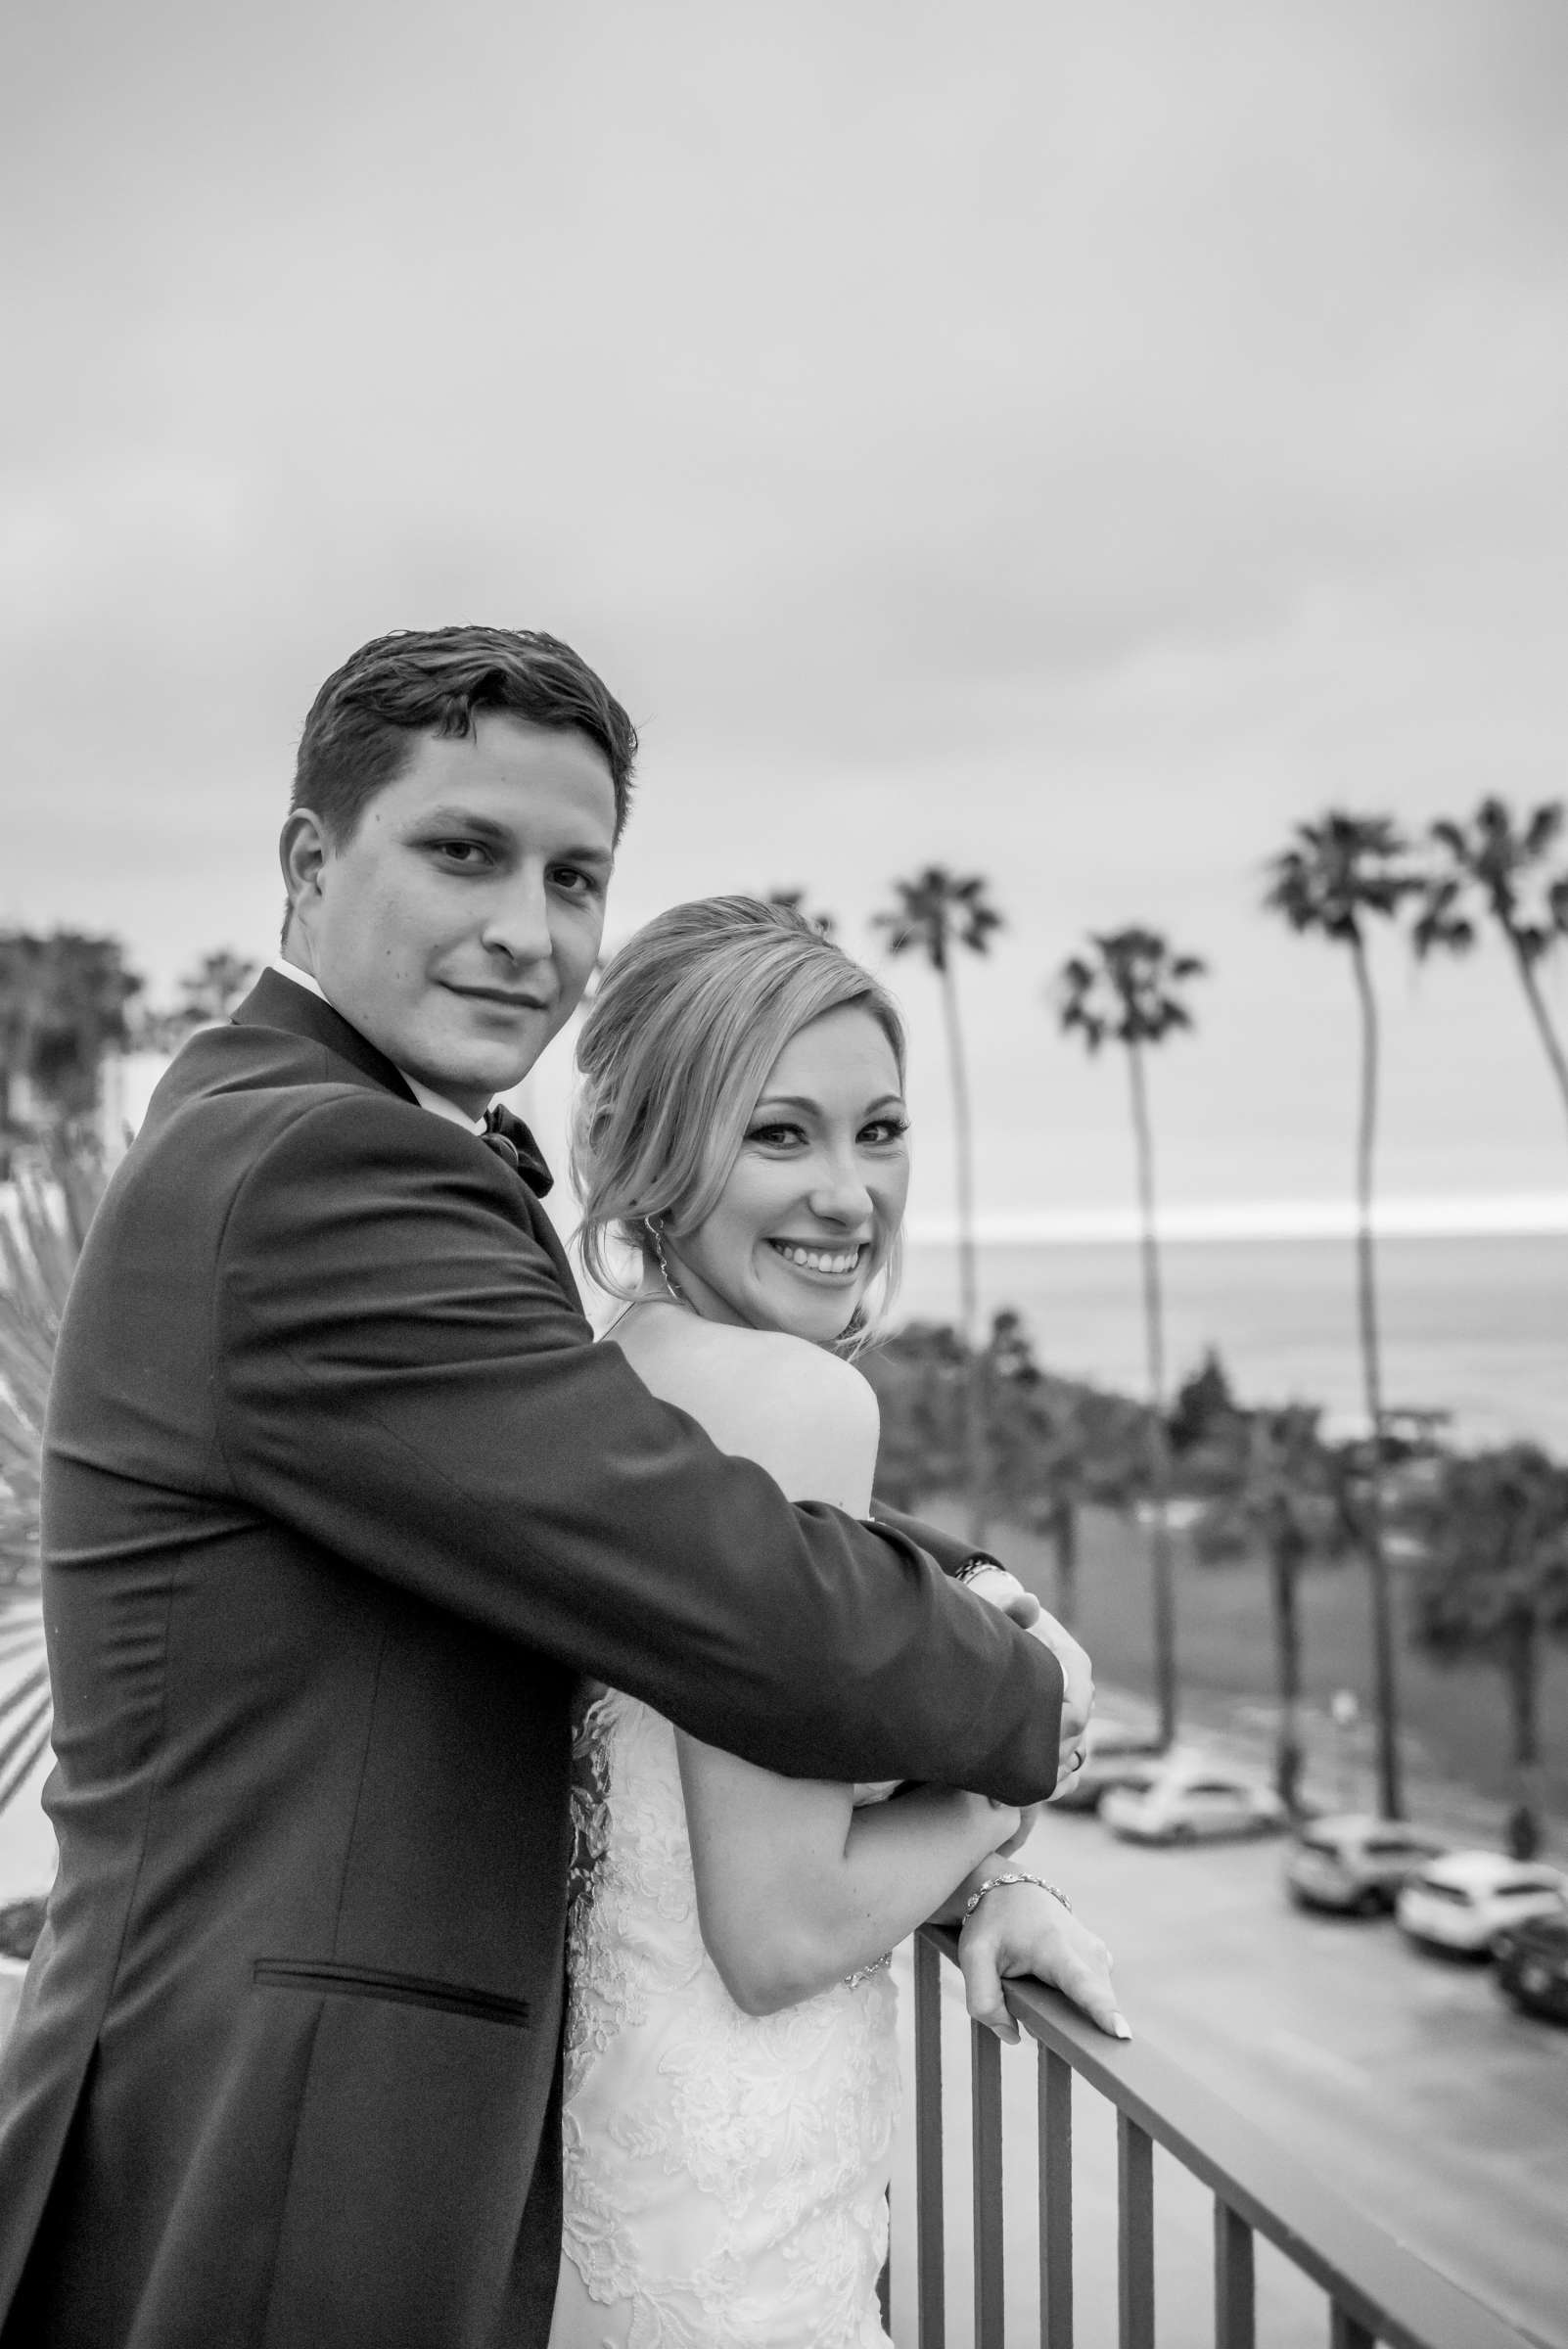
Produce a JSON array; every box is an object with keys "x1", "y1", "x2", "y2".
[{"x1": 0, "y1": 1141, "x2": 105, "y2": 1819}]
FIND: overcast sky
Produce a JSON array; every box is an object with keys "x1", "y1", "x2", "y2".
[{"x1": 5, "y1": 0, "x2": 1568, "y2": 1233}]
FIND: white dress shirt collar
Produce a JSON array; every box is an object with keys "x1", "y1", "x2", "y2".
[{"x1": 267, "y1": 955, "x2": 489, "y2": 1135}]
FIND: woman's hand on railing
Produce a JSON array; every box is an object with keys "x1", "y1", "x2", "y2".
[{"x1": 957, "y1": 1876, "x2": 1129, "y2": 2045}]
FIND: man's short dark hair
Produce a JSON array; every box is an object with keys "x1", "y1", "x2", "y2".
[{"x1": 292, "y1": 626, "x2": 638, "y2": 843}]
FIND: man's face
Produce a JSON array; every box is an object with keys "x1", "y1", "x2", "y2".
[{"x1": 283, "y1": 714, "x2": 617, "y2": 1113}]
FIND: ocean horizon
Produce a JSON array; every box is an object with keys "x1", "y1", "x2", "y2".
[{"x1": 898, "y1": 1229, "x2": 1568, "y2": 1453}]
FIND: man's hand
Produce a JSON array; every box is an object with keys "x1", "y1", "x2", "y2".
[
  {"x1": 960, "y1": 1570, "x2": 1094, "y2": 1792},
  {"x1": 959, "y1": 1878, "x2": 1128, "y2": 2043},
  {"x1": 1027, "y1": 1608, "x2": 1093, "y2": 1752}
]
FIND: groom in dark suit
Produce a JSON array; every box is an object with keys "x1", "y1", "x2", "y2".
[{"x1": 0, "y1": 626, "x2": 1095, "y2": 2348}]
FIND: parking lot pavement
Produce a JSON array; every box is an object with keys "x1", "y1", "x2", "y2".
[{"x1": 884, "y1": 1808, "x2": 1566, "y2": 2349}]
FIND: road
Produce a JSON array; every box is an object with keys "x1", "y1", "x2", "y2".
[{"x1": 886, "y1": 1808, "x2": 1568, "y2": 2348}]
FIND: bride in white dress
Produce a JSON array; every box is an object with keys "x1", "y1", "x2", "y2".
[{"x1": 548, "y1": 898, "x2": 1117, "y2": 2349}]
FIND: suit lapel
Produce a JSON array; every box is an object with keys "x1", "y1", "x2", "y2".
[
  {"x1": 231, "y1": 970, "x2": 420, "y2": 1102},
  {"x1": 227, "y1": 969, "x2": 584, "y2": 1310}
]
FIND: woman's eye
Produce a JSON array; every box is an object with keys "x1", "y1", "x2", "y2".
[
  {"x1": 861, "y1": 1118, "x2": 909, "y2": 1147},
  {"x1": 746, "y1": 1123, "x2": 805, "y2": 1149}
]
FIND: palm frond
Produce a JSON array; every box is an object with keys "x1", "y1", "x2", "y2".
[{"x1": 0, "y1": 1140, "x2": 103, "y2": 1819}]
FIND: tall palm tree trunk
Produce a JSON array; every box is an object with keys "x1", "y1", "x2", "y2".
[
  {"x1": 1127, "y1": 1036, "x2": 1176, "y2": 1745},
  {"x1": 1270, "y1": 1529, "x2": 1305, "y2": 1814},
  {"x1": 1508, "y1": 939, "x2": 1568, "y2": 1139},
  {"x1": 1349, "y1": 936, "x2": 1403, "y2": 1819},
  {"x1": 1049, "y1": 1497, "x2": 1080, "y2": 1633},
  {"x1": 939, "y1": 963, "x2": 987, "y2": 1543},
  {"x1": 1503, "y1": 1608, "x2": 1543, "y2": 1859}
]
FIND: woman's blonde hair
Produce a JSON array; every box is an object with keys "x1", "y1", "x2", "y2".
[{"x1": 573, "y1": 896, "x2": 907, "y2": 1323}]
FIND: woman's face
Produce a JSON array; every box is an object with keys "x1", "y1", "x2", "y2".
[{"x1": 665, "y1": 1004, "x2": 910, "y2": 1344}]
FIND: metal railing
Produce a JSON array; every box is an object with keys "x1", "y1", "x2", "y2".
[{"x1": 901, "y1": 1924, "x2": 1539, "y2": 2349}]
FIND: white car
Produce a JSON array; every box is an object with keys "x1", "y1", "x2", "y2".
[
  {"x1": 1100, "y1": 1757, "x2": 1287, "y2": 1845},
  {"x1": 1285, "y1": 1816, "x2": 1451, "y2": 1915},
  {"x1": 1394, "y1": 1852, "x2": 1568, "y2": 1956}
]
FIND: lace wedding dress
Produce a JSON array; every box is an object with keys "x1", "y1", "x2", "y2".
[{"x1": 548, "y1": 1686, "x2": 900, "y2": 2349}]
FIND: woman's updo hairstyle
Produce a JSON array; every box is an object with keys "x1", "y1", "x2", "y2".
[{"x1": 573, "y1": 895, "x2": 907, "y2": 1313}]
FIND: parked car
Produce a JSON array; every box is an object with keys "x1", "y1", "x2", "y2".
[
  {"x1": 1051, "y1": 1715, "x2": 1168, "y2": 1813},
  {"x1": 1285, "y1": 1816, "x2": 1450, "y2": 1915},
  {"x1": 1395, "y1": 1852, "x2": 1568, "y2": 1956},
  {"x1": 1493, "y1": 1911, "x2": 1568, "y2": 2023},
  {"x1": 1100, "y1": 1757, "x2": 1287, "y2": 1845}
]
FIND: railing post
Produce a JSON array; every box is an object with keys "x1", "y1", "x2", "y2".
[
  {"x1": 914, "y1": 1932, "x2": 946, "y2": 2349},
  {"x1": 972, "y1": 2019, "x2": 1006, "y2": 2346},
  {"x1": 1214, "y1": 2197, "x2": 1255, "y2": 2349},
  {"x1": 1038, "y1": 2045, "x2": 1073, "y2": 2348},
  {"x1": 1118, "y1": 2111, "x2": 1155, "y2": 2349},
  {"x1": 913, "y1": 1925, "x2": 1540, "y2": 2349}
]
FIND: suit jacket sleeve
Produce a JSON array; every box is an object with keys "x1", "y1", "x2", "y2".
[
  {"x1": 869, "y1": 1503, "x2": 998, "y2": 1579},
  {"x1": 212, "y1": 1092, "x2": 1063, "y2": 1802}
]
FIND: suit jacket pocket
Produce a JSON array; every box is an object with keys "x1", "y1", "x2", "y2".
[{"x1": 253, "y1": 1958, "x2": 530, "y2": 2028}]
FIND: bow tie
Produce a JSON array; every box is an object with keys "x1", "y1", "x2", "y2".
[{"x1": 481, "y1": 1105, "x2": 555, "y2": 1197}]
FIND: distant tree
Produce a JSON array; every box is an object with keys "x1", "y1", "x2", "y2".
[
  {"x1": 0, "y1": 932, "x2": 144, "y2": 1144},
  {"x1": 1054, "y1": 925, "x2": 1207, "y2": 1746},
  {"x1": 1167, "y1": 1348, "x2": 1239, "y2": 1459},
  {"x1": 986, "y1": 1325, "x2": 1145, "y2": 1634},
  {"x1": 1414, "y1": 797, "x2": 1568, "y2": 1139},
  {"x1": 761, "y1": 889, "x2": 838, "y2": 942},
  {"x1": 134, "y1": 947, "x2": 258, "y2": 1053},
  {"x1": 1190, "y1": 1404, "x2": 1344, "y2": 1814},
  {"x1": 0, "y1": 1143, "x2": 106, "y2": 1819},
  {"x1": 862, "y1": 1320, "x2": 968, "y2": 1509},
  {"x1": 173, "y1": 947, "x2": 257, "y2": 1035},
  {"x1": 873, "y1": 868, "x2": 1002, "y2": 1541},
  {"x1": 1407, "y1": 1444, "x2": 1568, "y2": 1859},
  {"x1": 1265, "y1": 812, "x2": 1419, "y2": 1819}
]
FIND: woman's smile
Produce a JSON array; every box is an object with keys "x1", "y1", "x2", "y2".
[{"x1": 764, "y1": 1238, "x2": 871, "y2": 1281}]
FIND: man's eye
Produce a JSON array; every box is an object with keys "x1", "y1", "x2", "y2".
[
  {"x1": 432, "y1": 840, "x2": 489, "y2": 867},
  {"x1": 550, "y1": 866, "x2": 599, "y2": 898}
]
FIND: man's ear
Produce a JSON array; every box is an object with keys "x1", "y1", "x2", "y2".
[{"x1": 280, "y1": 809, "x2": 330, "y2": 936}]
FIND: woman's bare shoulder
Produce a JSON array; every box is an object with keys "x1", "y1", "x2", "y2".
[{"x1": 609, "y1": 1313, "x2": 879, "y2": 1504}]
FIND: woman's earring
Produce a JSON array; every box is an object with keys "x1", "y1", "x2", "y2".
[{"x1": 645, "y1": 1217, "x2": 687, "y2": 1310}]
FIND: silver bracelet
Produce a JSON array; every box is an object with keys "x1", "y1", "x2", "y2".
[{"x1": 963, "y1": 1871, "x2": 1073, "y2": 1919}]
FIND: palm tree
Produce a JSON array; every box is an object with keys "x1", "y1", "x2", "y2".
[
  {"x1": 1265, "y1": 813, "x2": 1418, "y2": 1819},
  {"x1": 1414, "y1": 797, "x2": 1568, "y2": 1137},
  {"x1": 1054, "y1": 927, "x2": 1207, "y2": 1746},
  {"x1": 1408, "y1": 1444, "x2": 1568, "y2": 1859},
  {"x1": 0, "y1": 1144, "x2": 105, "y2": 1820},
  {"x1": 873, "y1": 869, "x2": 1002, "y2": 1541},
  {"x1": 761, "y1": 890, "x2": 838, "y2": 942},
  {"x1": 0, "y1": 932, "x2": 143, "y2": 1146},
  {"x1": 133, "y1": 947, "x2": 259, "y2": 1054}
]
